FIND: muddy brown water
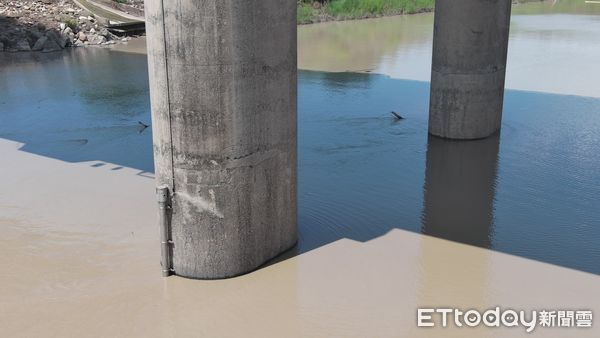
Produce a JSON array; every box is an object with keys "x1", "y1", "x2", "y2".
[{"x1": 1, "y1": 2, "x2": 599, "y2": 336}]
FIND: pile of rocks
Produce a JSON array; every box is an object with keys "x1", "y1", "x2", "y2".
[
  {"x1": 0, "y1": 0, "x2": 134, "y2": 52},
  {"x1": 69, "y1": 24, "x2": 131, "y2": 48}
]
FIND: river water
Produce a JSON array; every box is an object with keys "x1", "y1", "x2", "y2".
[{"x1": 0, "y1": 2, "x2": 599, "y2": 337}]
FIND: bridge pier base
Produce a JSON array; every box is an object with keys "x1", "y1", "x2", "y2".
[
  {"x1": 429, "y1": 0, "x2": 512, "y2": 139},
  {"x1": 145, "y1": 1, "x2": 297, "y2": 279}
]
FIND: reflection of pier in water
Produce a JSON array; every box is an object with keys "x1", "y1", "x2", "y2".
[{"x1": 421, "y1": 133, "x2": 500, "y2": 248}]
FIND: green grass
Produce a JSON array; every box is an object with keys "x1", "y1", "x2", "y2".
[
  {"x1": 298, "y1": 2, "x2": 315, "y2": 24},
  {"x1": 64, "y1": 18, "x2": 79, "y2": 30},
  {"x1": 297, "y1": 0, "x2": 434, "y2": 23}
]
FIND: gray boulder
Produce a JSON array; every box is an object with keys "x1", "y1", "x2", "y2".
[
  {"x1": 32, "y1": 36, "x2": 48, "y2": 51},
  {"x1": 42, "y1": 38, "x2": 62, "y2": 53},
  {"x1": 16, "y1": 39, "x2": 31, "y2": 51},
  {"x1": 29, "y1": 29, "x2": 43, "y2": 39},
  {"x1": 88, "y1": 34, "x2": 106, "y2": 45},
  {"x1": 45, "y1": 31, "x2": 60, "y2": 44},
  {"x1": 62, "y1": 27, "x2": 75, "y2": 45},
  {"x1": 46, "y1": 30, "x2": 68, "y2": 49}
]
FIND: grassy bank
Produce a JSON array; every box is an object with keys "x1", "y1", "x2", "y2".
[{"x1": 298, "y1": 0, "x2": 435, "y2": 24}]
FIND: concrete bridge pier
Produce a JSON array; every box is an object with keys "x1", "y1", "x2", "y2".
[
  {"x1": 145, "y1": 1, "x2": 297, "y2": 279},
  {"x1": 429, "y1": 0, "x2": 512, "y2": 139}
]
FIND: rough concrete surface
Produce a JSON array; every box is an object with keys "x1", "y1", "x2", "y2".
[
  {"x1": 145, "y1": 0, "x2": 297, "y2": 279},
  {"x1": 429, "y1": 0, "x2": 512, "y2": 139}
]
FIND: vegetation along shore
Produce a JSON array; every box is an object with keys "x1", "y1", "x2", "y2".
[
  {"x1": 297, "y1": 0, "x2": 435, "y2": 24},
  {"x1": 1, "y1": 0, "x2": 546, "y2": 53}
]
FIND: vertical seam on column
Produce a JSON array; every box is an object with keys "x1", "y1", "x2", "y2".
[{"x1": 160, "y1": 0, "x2": 176, "y2": 192}]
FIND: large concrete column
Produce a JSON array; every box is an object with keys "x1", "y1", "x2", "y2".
[
  {"x1": 145, "y1": 1, "x2": 297, "y2": 279},
  {"x1": 429, "y1": 0, "x2": 512, "y2": 139}
]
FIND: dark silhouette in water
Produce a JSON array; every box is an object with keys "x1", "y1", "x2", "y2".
[
  {"x1": 391, "y1": 111, "x2": 404, "y2": 120},
  {"x1": 138, "y1": 121, "x2": 149, "y2": 133}
]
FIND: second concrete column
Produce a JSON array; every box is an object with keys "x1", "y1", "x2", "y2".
[{"x1": 429, "y1": 0, "x2": 512, "y2": 139}]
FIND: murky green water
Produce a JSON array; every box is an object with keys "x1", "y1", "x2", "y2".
[
  {"x1": 299, "y1": 1, "x2": 600, "y2": 98},
  {"x1": 1, "y1": 2, "x2": 599, "y2": 274}
]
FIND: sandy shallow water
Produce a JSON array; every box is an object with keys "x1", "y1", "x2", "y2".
[{"x1": 1, "y1": 137, "x2": 598, "y2": 337}]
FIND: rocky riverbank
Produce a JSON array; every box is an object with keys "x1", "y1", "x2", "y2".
[{"x1": 0, "y1": 0, "x2": 137, "y2": 53}]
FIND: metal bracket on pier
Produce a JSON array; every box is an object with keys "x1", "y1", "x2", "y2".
[{"x1": 156, "y1": 185, "x2": 173, "y2": 277}]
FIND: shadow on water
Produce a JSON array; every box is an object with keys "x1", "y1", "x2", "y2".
[
  {"x1": 0, "y1": 47, "x2": 153, "y2": 174},
  {"x1": 1, "y1": 51, "x2": 599, "y2": 274},
  {"x1": 297, "y1": 70, "x2": 600, "y2": 275}
]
